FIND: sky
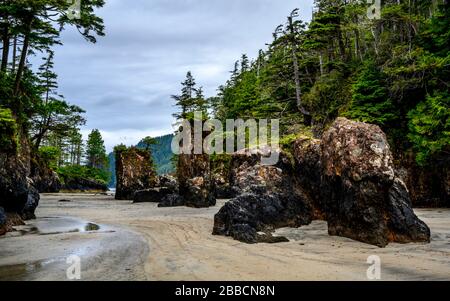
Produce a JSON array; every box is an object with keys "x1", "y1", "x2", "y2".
[{"x1": 52, "y1": 0, "x2": 314, "y2": 152}]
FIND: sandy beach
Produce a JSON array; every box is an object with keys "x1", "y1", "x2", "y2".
[{"x1": 0, "y1": 193, "x2": 449, "y2": 281}]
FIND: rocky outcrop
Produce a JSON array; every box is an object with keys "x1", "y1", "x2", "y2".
[
  {"x1": 213, "y1": 118, "x2": 431, "y2": 248},
  {"x1": 292, "y1": 137, "x2": 325, "y2": 219},
  {"x1": 0, "y1": 209, "x2": 25, "y2": 236},
  {"x1": 177, "y1": 154, "x2": 216, "y2": 208},
  {"x1": 158, "y1": 194, "x2": 185, "y2": 208},
  {"x1": 213, "y1": 148, "x2": 314, "y2": 243},
  {"x1": 0, "y1": 151, "x2": 30, "y2": 214},
  {"x1": 21, "y1": 180, "x2": 40, "y2": 220},
  {"x1": 321, "y1": 118, "x2": 430, "y2": 247},
  {"x1": 61, "y1": 177, "x2": 108, "y2": 192},
  {"x1": 0, "y1": 133, "x2": 40, "y2": 236},
  {"x1": 133, "y1": 187, "x2": 172, "y2": 203},
  {"x1": 396, "y1": 153, "x2": 449, "y2": 208},
  {"x1": 229, "y1": 147, "x2": 296, "y2": 195},
  {"x1": 158, "y1": 175, "x2": 178, "y2": 193},
  {"x1": 30, "y1": 157, "x2": 61, "y2": 193},
  {"x1": 211, "y1": 155, "x2": 235, "y2": 199},
  {"x1": 213, "y1": 186, "x2": 312, "y2": 243},
  {"x1": 115, "y1": 147, "x2": 158, "y2": 200}
]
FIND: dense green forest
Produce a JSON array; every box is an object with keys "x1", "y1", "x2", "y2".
[
  {"x1": 0, "y1": 1, "x2": 107, "y2": 186},
  {"x1": 174, "y1": 0, "x2": 449, "y2": 167}
]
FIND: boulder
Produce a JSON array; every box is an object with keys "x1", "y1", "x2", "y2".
[
  {"x1": 158, "y1": 174, "x2": 178, "y2": 193},
  {"x1": 213, "y1": 187, "x2": 312, "y2": 243},
  {"x1": 158, "y1": 194, "x2": 185, "y2": 208},
  {"x1": 213, "y1": 148, "x2": 315, "y2": 244},
  {"x1": 21, "y1": 179, "x2": 40, "y2": 220},
  {"x1": 177, "y1": 154, "x2": 216, "y2": 208},
  {"x1": 133, "y1": 187, "x2": 171, "y2": 203},
  {"x1": 62, "y1": 177, "x2": 108, "y2": 192},
  {"x1": 321, "y1": 118, "x2": 430, "y2": 247},
  {"x1": 115, "y1": 147, "x2": 158, "y2": 200}
]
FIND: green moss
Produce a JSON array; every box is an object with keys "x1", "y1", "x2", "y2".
[{"x1": 0, "y1": 107, "x2": 18, "y2": 153}]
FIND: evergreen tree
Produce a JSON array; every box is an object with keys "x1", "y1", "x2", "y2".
[{"x1": 86, "y1": 129, "x2": 107, "y2": 170}]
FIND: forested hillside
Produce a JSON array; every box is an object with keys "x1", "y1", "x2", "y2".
[{"x1": 208, "y1": 0, "x2": 449, "y2": 167}]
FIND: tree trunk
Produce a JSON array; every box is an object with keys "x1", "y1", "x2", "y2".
[
  {"x1": 288, "y1": 16, "x2": 310, "y2": 120},
  {"x1": 12, "y1": 35, "x2": 17, "y2": 72},
  {"x1": 14, "y1": 17, "x2": 33, "y2": 96},
  {"x1": 1, "y1": 24, "x2": 9, "y2": 72}
]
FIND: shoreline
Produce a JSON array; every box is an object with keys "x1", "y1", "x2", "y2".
[{"x1": 1, "y1": 193, "x2": 449, "y2": 281}]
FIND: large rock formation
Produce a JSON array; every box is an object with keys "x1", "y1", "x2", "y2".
[
  {"x1": 213, "y1": 187, "x2": 312, "y2": 243},
  {"x1": 0, "y1": 132, "x2": 40, "y2": 235},
  {"x1": 177, "y1": 153, "x2": 216, "y2": 208},
  {"x1": 115, "y1": 147, "x2": 158, "y2": 200},
  {"x1": 321, "y1": 118, "x2": 430, "y2": 247},
  {"x1": 213, "y1": 148, "x2": 314, "y2": 243},
  {"x1": 213, "y1": 118, "x2": 431, "y2": 248}
]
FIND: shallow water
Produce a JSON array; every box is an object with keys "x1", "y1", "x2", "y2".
[{"x1": 13, "y1": 217, "x2": 102, "y2": 237}]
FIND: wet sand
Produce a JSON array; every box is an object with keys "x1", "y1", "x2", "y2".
[{"x1": 1, "y1": 193, "x2": 449, "y2": 281}]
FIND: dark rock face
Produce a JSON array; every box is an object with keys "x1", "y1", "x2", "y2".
[
  {"x1": 0, "y1": 144, "x2": 40, "y2": 235},
  {"x1": 158, "y1": 175, "x2": 178, "y2": 193},
  {"x1": 213, "y1": 188, "x2": 312, "y2": 243},
  {"x1": 62, "y1": 177, "x2": 108, "y2": 192},
  {"x1": 115, "y1": 147, "x2": 158, "y2": 200},
  {"x1": 387, "y1": 179, "x2": 431, "y2": 243},
  {"x1": 133, "y1": 188, "x2": 171, "y2": 203},
  {"x1": 177, "y1": 154, "x2": 216, "y2": 208},
  {"x1": 158, "y1": 194, "x2": 185, "y2": 208},
  {"x1": 213, "y1": 148, "x2": 314, "y2": 243},
  {"x1": 321, "y1": 118, "x2": 430, "y2": 247},
  {"x1": 292, "y1": 137, "x2": 325, "y2": 219},
  {"x1": 21, "y1": 182, "x2": 40, "y2": 220},
  {"x1": 396, "y1": 153, "x2": 450, "y2": 208},
  {"x1": 0, "y1": 152, "x2": 30, "y2": 214},
  {"x1": 30, "y1": 157, "x2": 61, "y2": 193}
]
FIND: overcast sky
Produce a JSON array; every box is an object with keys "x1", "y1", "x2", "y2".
[{"x1": 52, "y1": 0, "x2": 314, "y2": 152}]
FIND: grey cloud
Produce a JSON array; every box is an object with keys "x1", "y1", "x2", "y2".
[{"x1": 49, "y1": 0, "x2": 314, "y2": 151}]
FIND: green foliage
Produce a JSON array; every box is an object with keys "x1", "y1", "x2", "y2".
[
  {"x1": 38, "y1": 146, "x2": 60, "y2": 170},
  {"x1": 408, "y1": 92, "x2": 450, "y2": 166},
  {"x1": 57, "y1": 165, "x2": 109, "y2": 186},
  {"x1": 0, "y1": 107, "x2": 18, "y2": 152},
  {"x1": 172, "y1": 72, "x2": 208, "y2": 120},
  {"x1": 86, "y1": 129, "x2": 107, "y2": 170},
  {"x1": 113, "y1": 143, "x2": 127, "y2": 154},
  {"x1": 344, "y1": 60, "x2": 397, "y2": 127},
  {"x1": 304, "y1": 70, "x2": 351, "y2": 129},
  {"x1": 211, "y1": 1, "x2": 449, "y2": 165}
]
